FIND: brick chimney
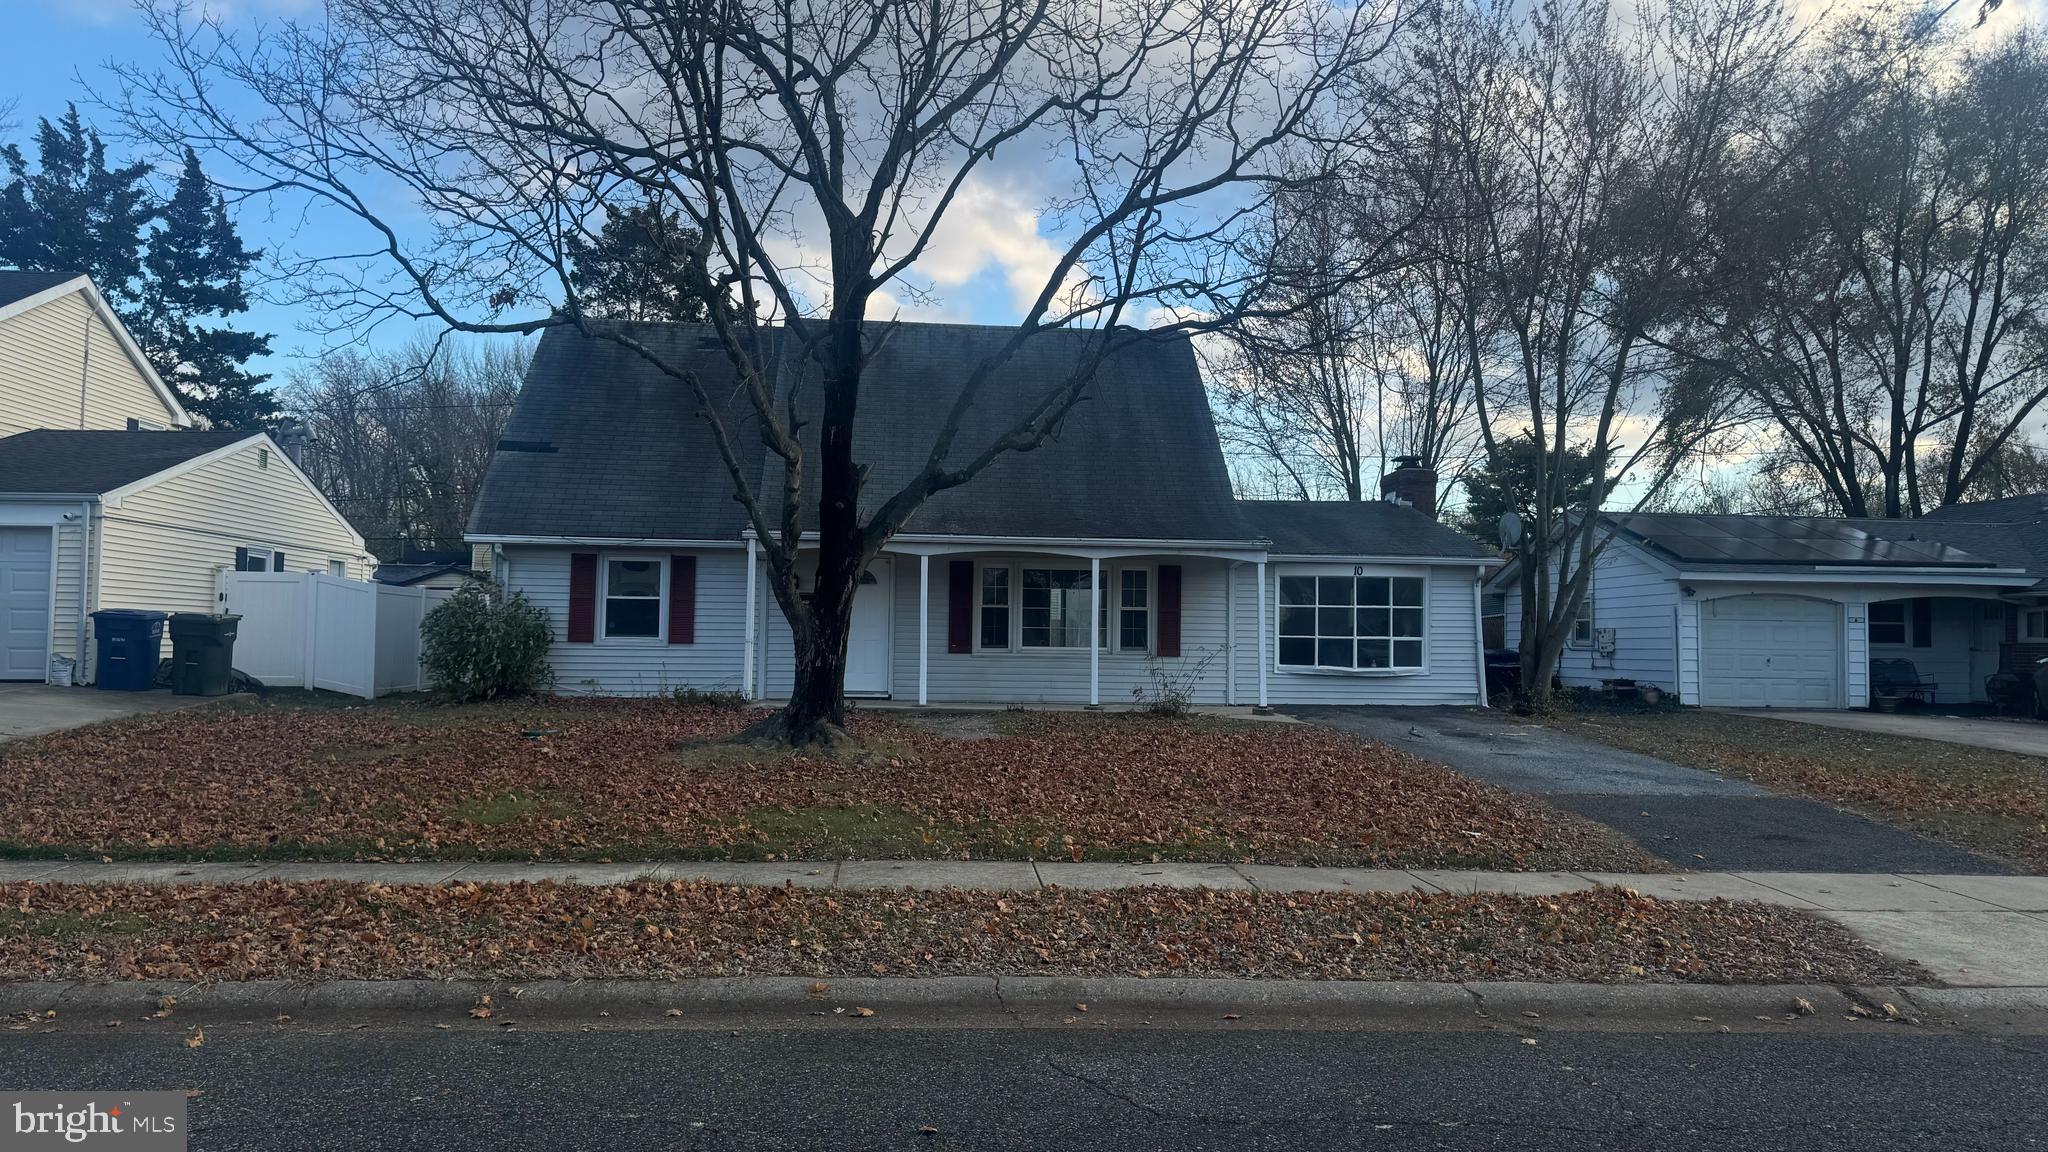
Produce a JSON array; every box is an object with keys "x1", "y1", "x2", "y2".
[{"x1": 1380, "y1": 455, "x2": 1439, "y2": 519}]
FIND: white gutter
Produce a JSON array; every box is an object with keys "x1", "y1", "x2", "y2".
[
  {"x1": 1674, "y1": 568, "x2": 2028, "y2": 585},
  {"x1": 466, "y1": 535, "x2": 747, "y2": 549},
  {"x1": 1267, "y1": 552, "x2": 1504, "y2": 567}
]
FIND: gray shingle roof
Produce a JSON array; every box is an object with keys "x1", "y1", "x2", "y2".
[
  {"x1": 1848, "y1": 516, "x2": 2048, "y2": 588},
  {"x1": 0, "y1": 271, "x2": 82, "y2": 310},
  {"x1": 1921, "y1": 493, "x2": 2048, "y2": 523},
  {"x1": 0, "y1": 429, "x2": 258, "y2": 494},
  {"x1": 1240, "y1": 499, "x2": 1494, "y2": 559},
  {"x1": 468, "y1": 321, "x2": 1257, "y2": 543}
]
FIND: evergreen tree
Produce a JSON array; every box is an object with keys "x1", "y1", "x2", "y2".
[
  {"x1": 0, "y1": 105, "x2": 153, "y2": 304},
  {"x1": 565, "y1": 199, "x2": 719, "y2": 322},
  {"x1": 139, "y1": 148, "x2": 274, "y2": 428},
  {"x1": 1456, "y1": 435, "x2": 1616, "y2": 549}
]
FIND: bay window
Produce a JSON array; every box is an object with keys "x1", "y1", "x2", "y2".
[{"x1": 1278, "y1": 572, "x2": 1426, "y2": 671}]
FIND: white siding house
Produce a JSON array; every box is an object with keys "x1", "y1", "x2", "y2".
[
  {"x1": 1496, "y1": 514, "x2": 2031, "y2": 709},
  {"x1": 0, "y1": 272, "x2": 190, "y2": 438},
  {"x1": 470, "y1": 321, "x2": 1500, "y2": 708},
  {"x1": 0, "y1": 431, "x2": 372, "y2": 683}
]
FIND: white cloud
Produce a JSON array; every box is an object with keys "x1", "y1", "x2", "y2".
[{"x1": 906, "y1": 175, "x2": 1077, "y2": 317}]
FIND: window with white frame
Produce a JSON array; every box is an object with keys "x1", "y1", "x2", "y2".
[
  {"x1": 1278, "y1": 573, "x2": 1426, "y2": 671},
  {"x1": 2023, "y1": 607, "x2": 2048, "y2": 641},
  {"x1": 602, "y1": 558, "x2": 663, "y2": 639},
  {"x1": 1119, "y1": 569, "x2": 1150, "y2": 651},
  {"x1": 1020, "y1": 567, "x2": 1097, "y2": 649},
  {"x1": 1569, "y1": 597, "x2": 1595, "y2": 646},
  {"x1": 980, "y1": 566, "x2": 1010, "y2": 650},
  {"x1": 235, "y1": 546, "x2": 279, "y2": 572},
  {"x1": 1869, "y1": 601, "x2": 1907, "y2": 645}
]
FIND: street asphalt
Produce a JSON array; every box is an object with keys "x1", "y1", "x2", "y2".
[
  {"x1": 6, "y1": 1022, "x2": 2042, "y2": 1150},
  {"x1": 1292, "y1": 706, "x2": 2007, "y2": 874}
]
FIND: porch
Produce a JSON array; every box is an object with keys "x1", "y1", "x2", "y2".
[
  {"x1": 1865, "y1": 595, "x2": 2010, "y2": 706},
  {"x1": 743, "y1": 541, "x2": 1275, "y2": 709}
]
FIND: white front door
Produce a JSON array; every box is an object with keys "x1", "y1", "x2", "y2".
[
  {"x1": 1698, "y1": 595, "x2": 1842, "y2": 708},
  {"x1": 0, "y1": 527, "x2": 53, "y2": 681},
  {"x1": 844, "y1": 559, "x2": 893, "y2": 697}
]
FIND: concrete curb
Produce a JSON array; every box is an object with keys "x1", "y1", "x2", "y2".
[{"x1": 7, "y1": 978, "x2": 2044, "y2": 1033}]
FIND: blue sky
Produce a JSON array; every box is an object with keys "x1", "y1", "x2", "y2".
[{"x1": 0, "y1": 0, "x2": 1046, "y2": 380}]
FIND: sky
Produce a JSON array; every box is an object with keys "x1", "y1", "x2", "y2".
[{"x1": 0, "y1": 0, "x2": 1067, "y2": 381}]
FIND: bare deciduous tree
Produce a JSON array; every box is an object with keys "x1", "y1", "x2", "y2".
[
  {"x1": 1696, "y1": 13, "x2": 2048, "y2": 517},
  {"x1": 118, "y1": 0, "x2": 1405, "y2": 743},
  {"x1": 1425, "y1": 0, "x2": 1793, "y2": 706},
  {"x1": 284, "y1": 339, "x2": 529, "y2": 561}
]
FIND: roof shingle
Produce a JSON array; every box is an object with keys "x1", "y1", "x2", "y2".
[
  {"x1": 0, "y1": 429, "x2": 258, "y2": 495},
  {"x1": 0, "y1": 271, "x2": 82, "y2": 310}
]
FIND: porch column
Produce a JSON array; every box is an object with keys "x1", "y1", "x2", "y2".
[
  {"x1": 1255, "y1": 561, "x2": 1269, "y2": 708},
  {"x1": 742, "y1": 538, "x2": 757, "y2": 700},
  {"x1": 1089, "y1": 556, "x2": 1101, "y2": 706},
  {"x1": 918, "y1": 554, "x2": 930, "y2": 706}
]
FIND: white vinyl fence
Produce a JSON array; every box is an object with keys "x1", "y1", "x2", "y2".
[{"x1": 218, "y1": 571, "x2": 453, "y2": 698}]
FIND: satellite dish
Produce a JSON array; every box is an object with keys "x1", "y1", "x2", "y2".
[{"x1": 1499, "y1": 510, "x2": 1523, "y2": 548}]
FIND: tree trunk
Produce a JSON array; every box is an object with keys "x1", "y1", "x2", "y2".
[
  {"x1": 749, "y1": 309, "x2": 868, "y2": 748},
  {"x1": 754, "y1": 626, "x2": 852, "y2": 746}
]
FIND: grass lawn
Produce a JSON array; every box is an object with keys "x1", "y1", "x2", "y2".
[
  {"x1": 0, "y1": 697, "x2": 1653, "y2": 872},
  {"x1": 1539, "y1": 707, "x2": 2048, "y2": 872},
  {"x1": 0, "y1": 879, "x2": 1912, "y2": 985}
]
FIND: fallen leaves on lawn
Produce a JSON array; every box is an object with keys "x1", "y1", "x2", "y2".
[
  {"x1": 0, "y1": 879, "x2": 1916, "y2": 986},
  {"x1": 0, "y1": 701, "x2": 1650, "y2": 871}
]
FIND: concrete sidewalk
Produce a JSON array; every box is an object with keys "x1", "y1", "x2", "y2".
[
  {"x1": 6, "y1": 858, "x2": 2047, "y2": 987},
  {"x1": 1739, "y1": 708, "x2": 2048, "y2": 758}
]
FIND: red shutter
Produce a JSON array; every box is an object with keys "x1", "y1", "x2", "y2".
[
  {"x1": 947, "y1": 560, "x2": 974, "y2": 653},
  {"x1": 1156, "y1": 564, "x2": 1182, "y2": 657},
  {"x1": 567, "y1": 552, "x2": 597, "y2": 643},
  {"x1": 669, "y1": 555, "x2": 696, "y2": 644}
]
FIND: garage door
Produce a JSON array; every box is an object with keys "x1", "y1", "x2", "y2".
[
  {"x1": 1699, "y1": 595, "x2": 1841, "y2": 708},
  {"x1": 0, "y1": 527, "x2": 52, "y2": 681}
]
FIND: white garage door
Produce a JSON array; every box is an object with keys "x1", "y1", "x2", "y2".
[
  {"x1": 1699, "y1": 595, "x2": 1841, "y2": 708},
  {"x1": 0, "y1": 527, "x2": 52, "y2": 681}
]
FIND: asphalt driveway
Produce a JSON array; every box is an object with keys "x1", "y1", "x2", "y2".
[{"x1": 1291, "y1": 706, "x2": 2005, "y2": 874}]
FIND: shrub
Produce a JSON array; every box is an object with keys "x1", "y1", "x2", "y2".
[
  {"x1": 420, "y1": 584, "x2": 555, "y2": 701},
  {"x1": 1130, "y1": 649, "x2": 1219, "y2": 716}
]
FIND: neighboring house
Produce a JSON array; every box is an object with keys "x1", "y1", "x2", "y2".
[
  {"x1": 1494, "y1": 512, "x2": 2040, "y2": 709},
  {"x1": 0, "y1": 430, "x2": 373, "y2": 681},
  {"x1": 373, "y1": 550, "x2": 487, "y2": 592},
  {"x1": 0, "y1": 271, "x2": 192, "y2": 437},
  {"x1": 466, "y1": 321, "x2": 1498, "y2": 705}
]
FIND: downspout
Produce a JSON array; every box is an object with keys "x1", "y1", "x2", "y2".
[
  {"x1": 77, "y1": 303, "x2": 92, "y2": 429},
  {"x1": 1225, "y1": 562, "x2": 1238, "y2": 705},
  {"x1": 1473, "y1": 565, "x2": 1488, "y2": 707},
  {"x1": 77, "y1": 499, "x2": 93, "y2": 670}
]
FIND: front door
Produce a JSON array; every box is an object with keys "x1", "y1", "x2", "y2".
[
  {"x1": 0, "y1": 526, "x2": 53, "y2": 681},
  {"x1": 844, "y1": 559, "x2": 893, "y2": 697}
]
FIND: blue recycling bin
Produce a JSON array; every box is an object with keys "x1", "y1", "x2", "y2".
[{"x1": 91, "y1": 609, "x2": 167, "y2": 691}]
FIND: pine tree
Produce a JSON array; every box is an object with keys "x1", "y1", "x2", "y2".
[
  {"x1": 0, "y1": 105, "x2": 153, "y2": 304},
  {"x1": 565, "y1": 199, "x2": 721, "y2": 322},
  {"x1": 139, "y1": 149, "x2": 274, "y2": 428}
]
